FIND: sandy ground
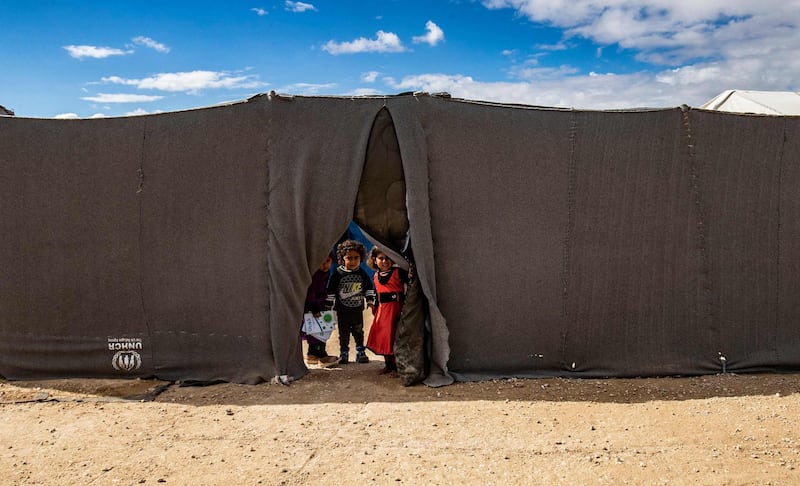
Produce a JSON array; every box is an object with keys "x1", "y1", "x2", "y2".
[
  {"x1": 3, "y1": 370, "x2": 800, "y2": 485},
  {"x1": 2, "y1": 318, "x2": 800, "y2": 485}
]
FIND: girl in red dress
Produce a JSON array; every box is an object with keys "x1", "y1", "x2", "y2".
[{"x1": 366, "y1": 247, "x2": 409, "y2": 374}]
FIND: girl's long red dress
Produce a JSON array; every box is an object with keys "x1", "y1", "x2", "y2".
[{"x1": 366, "y1": 267, "x2": 406, "y2": 356}]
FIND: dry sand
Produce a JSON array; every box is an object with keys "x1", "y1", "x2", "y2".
[{"x1": 2, "y1": 368, "x2": 800, "y2": 485}]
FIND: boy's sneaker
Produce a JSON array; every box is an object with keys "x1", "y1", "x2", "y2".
[
  {"x1": 339, "y1": 352, "x2": 349, "y2": 365},
  {"x1": 356, "y1": 352, "x2": 370, "y2": 364},
  {"x1": 319, "y1": 356, "x2": 339, "y2": 368},
  {"x1": 305, "y1": 355, "x2": 320, "y2": 365}
]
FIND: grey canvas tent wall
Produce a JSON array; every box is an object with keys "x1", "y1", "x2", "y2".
[{"x1": 1, "y1": 93, "x2": 800, "y2": 386}]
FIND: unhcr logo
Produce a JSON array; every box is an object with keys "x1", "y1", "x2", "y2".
[
  {"x1": 108, "y1": 337, "x2": 142, "y2": 351},
  {"x1": 107, "y1": 337, "x2": 144, "y2": 372},
  {"x1": 112, "y1": 350, "x2": 142, "y2": 372}
]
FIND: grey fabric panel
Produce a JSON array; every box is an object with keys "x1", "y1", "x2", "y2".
[
  {"x1": 418, "y1": 100, "x2": 573, "y2": 377},
  {"x1": 386, "y1": 96, "x2": 452, "y2": 386},
  {"x1": 393, "y1": 271, "x2": 429, "y2": 386},
  {"x1": 352, "y1": 107, "x2": 425, "y2": 385},
  {"x1": 0, "y1": 96, "x2": 391, "y2": 383},
  {"x1": 690, "y1": 110, "x2": 787, "y2": 371},
  {"x1": 355, "y1": 108, "x2": 409, "y2": 250},
  {"x1": 777, "y1": 117, "x2": 800, "y2": 367},
  {"x1": 139, "y1": 102, "x2": 272, "y2": 383},
  {"x1": 0, "y1": 117, "x2": 148, "y2": 379},
  {"x1": 563, "y1": 109, "x2": 705, "y2": 376},
  {"x1": 421, "y1": 100, "x2": 800, "y2": 380},
  {"x1": 264, "y1": 95, "x2": 387, "y2": 378},
  {"x1": 0, "y1": 96, "x2": 386, "y2": 383}
]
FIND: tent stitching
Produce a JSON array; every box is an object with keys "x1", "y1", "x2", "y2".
[
  {"x1": 682, "y1": 106, "x2": 714, "y2": 364},
  {"x1": 136, "y1": 117, "x2": 155, "y2": 367},
  {"x1": 561, "y1": 109, "x2": 578, "y2": 371},
  {"x1": 264, "y1": 94, "x2": 277, "y2": 376},
  {"x1": 774, "y1": 118, "x2": 787, "y2": 363}
]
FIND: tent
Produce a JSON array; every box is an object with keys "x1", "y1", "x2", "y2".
[
  {"x1": 701, "y1": 90, "x2": 800, "y2": 115},
  {"x1": 2, "y1": 92, "x2": 800, "y2": 387}
]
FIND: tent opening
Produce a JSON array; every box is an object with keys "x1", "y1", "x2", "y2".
[{"x1": 320, "y1": 108, "x2": 428, "y2": 385}]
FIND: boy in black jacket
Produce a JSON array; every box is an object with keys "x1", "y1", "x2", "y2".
[{"x1": 326, "y1": 240, "x2": 375, "y2": 364}]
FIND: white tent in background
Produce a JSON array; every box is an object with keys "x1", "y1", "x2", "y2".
[{"x1": 701, "y1": 90, "x2": 800, "y2": 115}]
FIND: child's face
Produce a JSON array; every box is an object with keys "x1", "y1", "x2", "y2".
[
  {"x1": 319, "y1": 256, "x2": 332, "y2": 272},
  {"x1": 375, "y1": 252, "x2": 393, "y2": 272},
  {"x1": 343, "y1": 250, "x2": 361, "y2": 270}
]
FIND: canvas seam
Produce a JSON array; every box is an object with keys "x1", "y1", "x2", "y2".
[
  {"x1": 264, "y1": 96, "x2": 274, "y2": 376},
  {"x1": 136, "y1": 117, "x2": 154, "y2": 367},
  {"x1": 562, "y1": 110, "x2": 578, "y2": 369},
  {"x1": 682, "y1": 106, "x2": 714, "y2": 366},
  {"x1": 774, "y1": 119, "x2": 786, "y2": 363}
]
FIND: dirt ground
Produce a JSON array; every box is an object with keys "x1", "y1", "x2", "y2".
[
  {"x1": 2, "y1": 319, "x2": 800, "y2": 485},
  {"x1": 2, "y1": 370, "x2": 799, "y2": 485}
]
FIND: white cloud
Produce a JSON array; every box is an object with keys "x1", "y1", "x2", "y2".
[
  {"x1": 64, "y1": 45, "x2": 132, "y2": 59},
  {"x1": 132, "y1": 36, "x2": 170, "y2": 53},
  {"x1": 536, "y1": 41, "x2": 568, "y2": 51},
  {"x1": 81, "y1": 93, "x2": 165, "y2": 103},
  {"x1": 381, "y1": 60, "x2": 757, "y2": 110},
  {"x1": 124, "y1": 108, "x2": 161, "y2": 116},
  {"x1": 53, "y1": 112, "x2": 108, "y2": 119},
  {"x1": 323, "y1": 31, "x2": 406, "y2": 55},
  {"x1": 512, "y1": 64, "x2": 580, "y2": 81},
  {"x1": 251, "y1": 7, "x2": 269, "y2": 16},
  {"x1": 278, "y1": 82, "x2": 337, "y2": 94},
  {"x1": 101, "y1": 71, "x2": 266, "y2": 93},
  {"x1": 361, "y1": 71, "x2": 380, "y2": 83},
  {"x1": 413, "y1": 20, "x2": 445, "y2": 46},
  {"x1": 285, "y1": 1, "x2": 316, "y2": 12},
  {"x1": 655, "y1": 63, "x2": 724, "y2": 86},
  {"x1": 386, "y1": 72, "x2": 590, "y2": 108},
  {"x1": 455, "y1": 1, "x2": 800, "y2": 108},
  {"x1": 348, "y1": 88, "x2": 383, "y2": 96},
  {"x1": 482, "y1": 1, "x2": 800, "y2": 66}
]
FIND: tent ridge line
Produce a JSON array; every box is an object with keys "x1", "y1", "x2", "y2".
[{"x1": 265, "y1": 91, "x2": 294, "y2": 102}]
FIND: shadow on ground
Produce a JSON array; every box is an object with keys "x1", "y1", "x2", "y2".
[{"x1": 4, "y1": 364, "x2": 800, "y2": 407}]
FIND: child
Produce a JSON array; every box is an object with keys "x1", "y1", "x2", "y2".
[
  {"x1": 366, "y1": 247, "x2": 409, "y2": 374},
  {"x1": 326, "y1": 240, "x2": 375, "y2": 364},
  {"x1": 303, "y1": 255, "x2": 339, "y2": 367}
]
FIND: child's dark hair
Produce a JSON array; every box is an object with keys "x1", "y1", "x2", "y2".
[
  {"x1": 367, "y1": 246, "x2": 393, "y2": 270},
  {"x1": 336, "y1": 239, "x2": 367, "y2": 265}
]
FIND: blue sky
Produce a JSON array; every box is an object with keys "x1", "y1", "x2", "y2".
[{"x1": 2, "y1": 0, "x2": 799, "y2": 118}]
